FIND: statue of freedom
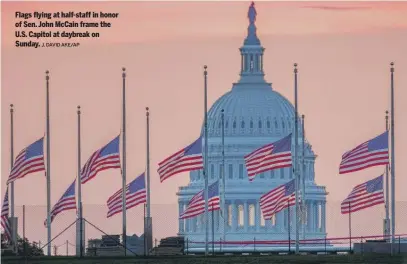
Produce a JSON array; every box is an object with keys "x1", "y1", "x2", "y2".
[{"x1": 248, "y1": 2, "x2": 257, "y2": 24}]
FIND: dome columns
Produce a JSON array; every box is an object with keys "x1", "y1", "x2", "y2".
[{"x1": 239, "y1": 46, "x2": 265, "y2": 81}]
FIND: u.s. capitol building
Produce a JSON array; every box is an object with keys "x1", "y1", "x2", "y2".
[{"x1": 177, "y1": 2, "x2": 327, "y2": 252}]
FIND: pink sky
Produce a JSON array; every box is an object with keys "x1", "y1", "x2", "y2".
[{"x1": 1, "y1": 1, "x2": 407, "y2": 254}]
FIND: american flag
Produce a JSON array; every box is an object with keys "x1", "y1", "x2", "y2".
[
  {"x1": 106, "y1": 172, "x2": 147, "y2": 218},
  {"x1": 260, "y1": 179, "x2": 296, "y2": 220},
  {"x1": 180, "y1": 181, "x2": 220, "y2": 219},
  {"x1": 81, "y1": 136, "x2": 121, "y2": 184},
  {"x1": 245, "y1": 134, "x2": 292, "y2": 181},
  {"x1": 339, "y1": 131, "x2": 389, "y2": 174},
  {"x1": 45, "y1": 180, "x2": 76, "y2": 227},
  {"x1": 341, "y1": 175, "x2": 385, "y2": 214},
  {"x1": 1, "y1": 188, "x2": 11, "y2": 241},
  {"x1": 158, "y1": 136, "x2": 203, "y2": 183},
  {"x1": 7, "y1": 137, "x2": 45, "y2": 184}
]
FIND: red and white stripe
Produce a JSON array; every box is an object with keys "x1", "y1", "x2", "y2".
[
  {"x1": 81, "y1": 150, "x2": 121, "y2": 184},
  {"x1": 260, "y1": 184, "x2": 296, "y2": 220},
  {"x1": 1, "y1": 190, "x2": 11, "y2": 241},
  {"x1": 341, "y1": 182, "x2": 385, "y2": 214},
  {"x1": 158, "y1": 149, "x2": 203, "y2": 183},
  {"x1": 7, "y1": 149, "x2": 45, "y2": 184},
  {"x1": 180, "y1": 193, "x2": 220, "y2": 219},
  {"x1": 106, "y1": 189, "x2": 146, "y2": 218},
  {"x1": 245, "y1": 144, "x2": 292, "y2": 181},
  {"x1": 339, "y1": 142, "x2": 389, "y2": 174},
  {"x1": 45, "y1": 196, "x2": 76, "y2": 227}
]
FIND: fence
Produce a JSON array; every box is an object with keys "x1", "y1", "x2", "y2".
[{"x1": 4, "y1": 201, "x2": 407, "y2": 256}]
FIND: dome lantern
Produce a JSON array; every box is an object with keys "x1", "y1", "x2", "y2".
[{"x1": 239, "y1": 2, "x2": 266, "y2": 84}]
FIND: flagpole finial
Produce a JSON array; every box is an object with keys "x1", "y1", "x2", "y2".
[
  {"x1": 10, "y1": 104, "x2": 14, "y2": 112},
  {"x1": 221, "y1": 109, "x2": 224, "y2": 113},
  {"x1": 77, "y1": 105, "x2": 81, "y2": 114},
  {"x1": 204, "y1": 65, "x2": 207, "y2": 75},
  {"x1": 390, "y1": 62, "x2": 394, "y2": 72},
  {"x1": 146, "y1": 107, "x2": 149, "y2": 116},
  {"x1": 294, "y1": 63, "x2": 298, "y2": 73},
  {"x1": 45, "y1": 70, "x2": 49, "y2": 80},
  {"x1": 122, "y1": 67, "x2": 126, "y2": 78}
]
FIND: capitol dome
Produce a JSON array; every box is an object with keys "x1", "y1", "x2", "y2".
[
  {"x1": 207, "y1": 87, "x2": 301, "y2": 138},
  {"x1": 177, "y1": 2, "x2": 327, "y2": 251}
]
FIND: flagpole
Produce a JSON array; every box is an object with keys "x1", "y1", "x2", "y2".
[
  {"x1": 211, "y1": 204, "x2": 215, "y2": 256},
  {"x1": 77, "y1": 105, "x2": 83, "y2": 257},
  {"x1": 288, "y1": 200, "x2": 291, "y2": 254},
  {"x1": 221, "y1": 109, "x2": 226, "y2": 244},
  {"x1": 301, "y1": 114, "x2": 306, "y2": 241},
  {"x1": 10, "y1": 104, "x2": 16, "y2": 250},
  {"x1": 390, "y1": 62, "x2": 395, "y2": 254},
  {"x1": 122, "y1": 67, "x2": 127, "y2": 256},
  {"x1": 45, "y1": 70, "x2": 51, "y2": 256},
  {"x1": 348, "y1": 202, "x2": 351, "y2": 253},
  {"x1": 203, "y1": 65, "x2": 209, "y2": 256},
  {"x1": 146, "y1": 106, "x2": 152, "y2": 255},
  {"x1": 293, "y1": 63, "x2": 299, "y2": 254},
  {"x1": 385, "y1": 110, "x2": 390, "y2": 239}
]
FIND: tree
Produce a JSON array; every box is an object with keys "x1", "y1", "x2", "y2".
[{"x1": 1, "y1": 232, "x2": 44, "y2": 256}]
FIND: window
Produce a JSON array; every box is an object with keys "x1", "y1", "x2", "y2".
[
  {"x1": 211, "y1": 164, "x2": 215, "y2": 179},
  {"x1": 219, "y1": 164, "x2": 224, "y2": 179},
  {"x1": 239, "y1": 164, "x2": 244, "y2": 179},
  {"x1": 250, "y1": 120, "x2": 254, "y2": 129},
  {"x1": 275, "y1": 120, "x2": 278, "y2": 128},
  {"x1": 197, "y1": 170, "x2": 201, "y2": 180},
  {"x1": 270, "y1": 170, "x2": 274, "y2": 178},
  {"x1": 238, "y1": 205, "x2": 244, "y2": 227},
  {"x1": 233, "y1": 120, "x2": 237, "y2": 129},
  {"x1": 258, "y1": 120, "x2": 262, "y2": 129},
  {"x1": 280, "y1": 168, "x2": 285, "y2": 179},
  {"x1": 249, "y1": 204, "x2": 255, "y2": 226},
  {"x1": 228, "y1": 205, "x2": 232, "y2": 226},
  {"x1": 318, "y1": 203, "x2": 322, "y2": 229},
  {"x1": 225, "y1": 121, "x2": 229, "y2": 128},
  {"x1": 218, "y1": 122, "x2": 222, "y2": 129},
  {"x1": 228, "y1": 164, "x2": 233, "y2": 179},
  {"x1": 241, "y1": 120, "x2": 245, "y2": 129},
  {"x1": 267, "y1": 120, "x2": 271, "y2": 129},
  {"x1": 260, "y1": 210, "x2": 265, "y2": 226},
  {"x1": 282, "y1": 121, "x2": 285, "y2": 129},
  {"x1": 289, "y1": 168, "x2": 293, "y2": 179}
]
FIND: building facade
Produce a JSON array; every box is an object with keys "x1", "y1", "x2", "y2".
[{"x1": 177, "y1": 3, "x2": 327, "y2": 251}]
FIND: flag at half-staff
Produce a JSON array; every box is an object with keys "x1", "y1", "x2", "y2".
[
  {"x1": 341, "y1": 175, "x2": 385, "y2": 214},
  {"x1": 1, "y1": 188, "x2": 11, "y2": 241},
  {"x1": 339, "y1": 131, "x2": 389, "y2": 174},
  {"x1": 245, "y1": 133, "x2": 292, "y2": 182},
  {"x1": 44, "y1": 180, "x2": 76, "y2": 227},
  {"x1": 81, "y1": 136, "x2": 121, "y2": 184},
  {"x1": 260, "y1": 179, "x2": 295, "y2": 220},
  {"x1": 180, "y1": 181, "x2": 220, "y2": 219},
  {"x1": 7, "y1": 137, "x2": 45, "y2": 184},
  {"x1": 106, "y1": 172, "x2": 147, "y2": 218},
  {"x1": 158, "y1": 136, "x2": 203, "y2": 183}
]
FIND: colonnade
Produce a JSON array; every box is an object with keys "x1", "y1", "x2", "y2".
[{"x1": 179, "y1": 199, "x2": 326, "y2": 235}]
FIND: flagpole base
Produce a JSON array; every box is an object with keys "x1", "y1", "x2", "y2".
[
  {"x1": 144, "y1": 217, "x2": 153, "y2": 255},
  {"x1": 76, "y1": 218, "x2": 85, "y2": 257}
]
